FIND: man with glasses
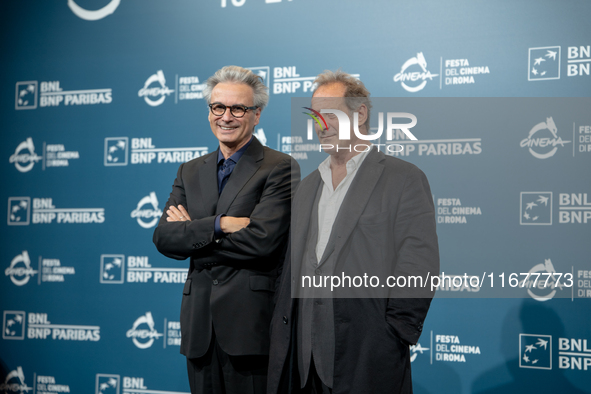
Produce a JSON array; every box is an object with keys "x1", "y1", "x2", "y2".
[{"x1": 154, "y1": 65, "x2": 299, "y2": 394}]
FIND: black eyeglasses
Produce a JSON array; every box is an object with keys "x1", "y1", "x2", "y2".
[{"x1": 209, "y1": 103, "x2": 258, "y2": 118}]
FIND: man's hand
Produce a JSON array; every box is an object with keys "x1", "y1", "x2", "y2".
[
  {"x1": 166, "y1": 205, "x2": 191, "y2": 222},
  {"x1": 220, "y1": 216, "x2": 250, "y2": 234}
]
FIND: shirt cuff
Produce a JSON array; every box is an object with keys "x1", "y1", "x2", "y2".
[{"x1": 214, "y1": 214, "x2": 226, "y2": 239}]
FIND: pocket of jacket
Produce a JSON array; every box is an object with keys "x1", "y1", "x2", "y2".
[{"x1": 358, "y1": 211, "x2": 389, "y2": 226}]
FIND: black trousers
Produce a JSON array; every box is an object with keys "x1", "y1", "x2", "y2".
[
  {"x1": 186, "y1": 330, "x2": 268, "y2": 394},
  {"x1": 302, "y1": 358, "x2": 332, "y2": 394}
]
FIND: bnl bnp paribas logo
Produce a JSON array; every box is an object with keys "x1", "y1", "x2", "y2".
[
  {"x1": 520, "y1": 334, "x2": 591, "y2": 371},
  {"x1": 520, "y1": 117, "x2": 570, "y2": 159},
  {"x1": 0, "y1": 366, "x2": 33, "y2": 393},
  {"x1": 7, "y1": 197, "x2": 105, "y2": 225},
  {"x1": 15, "y1": 80, "x2": 112, "y2": 110},
  {"x1": 528, "y1": 45, "x2": 591, "y2": 81},
  {"x1": 126, "y1": 312, "x2": 163, "y2": 349},
  {"x1": 96, "y1": 375, "x2": 189, "y2": 394},
  {"x1": 96, "y1": 375, "x2": 119, "y2": 394},
  {"x1": 519, "y1": 334, "x2": 552, "y2": 369},
  {"x1": 131, "y1": 192, "x2": 162, "y2": 229},
  {"x1": 3, "y1": 311, "x2": 25, "y2": 340},
  {"x1": 394, "y1": 52, "x2": 439, "y2": 92},
  {"x1": 521, "y1": 192, "x2": 591, "y2": 225},
  {"x1": 104, "y1": 137, "x2": 208, "y2": 166}
]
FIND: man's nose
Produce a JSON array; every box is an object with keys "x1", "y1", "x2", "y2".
[{"x1": 221, "y1": 109, "x2": 234, "y2": 122}]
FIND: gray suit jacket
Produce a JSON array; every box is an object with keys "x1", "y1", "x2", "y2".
[{"x1": 269, "y1": 147, "x2": 439, "y2": 394}]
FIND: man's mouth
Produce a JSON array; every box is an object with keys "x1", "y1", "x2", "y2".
[
  {"x1": 218, "y1": 125, "x2": 238, "y2": 131},
  {"x1": 319, "y1": 132, "x2": 336, "y2": 139}
]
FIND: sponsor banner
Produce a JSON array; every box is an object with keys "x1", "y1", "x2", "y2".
[
  {"x1": 273, "y1": 66, "x2": 359, "y2": 95},
  {"x1": 528, "y1": 45, "x2": 591, "y2": 81},
  {"x1": 5, "y1": 251, "x2": 76, "y2": 286},
  {"x1": 436, "y1": 197, "x2": 482, "y2": 224},
  {"x1": 100, "y1": 255, "x2": 187, "y2": 284},
  {"x1": 521, "y1": 192, "x2": 591, "y2": 225},
  {"x1": 138, "y1": 70, "x2": 207, "y2": 106},
  {"x1": 7, "y1": 197, "x2": 105, "y2": 226},
  {"x1": 104, "y1": 137, "x2": 208, "y2": 166},
  {"x1": 412, "y1": 332, "x2": 482, "y2": 364},
  {"x1": 96, "y1": 374, "x2": 189, "y2": 394},
  {"x1": 125, "y1": 312, "x2": 180, "y2": 349},
  {"x1": 2, "y1": 312, "x2": 100, "y2": 341},
  {"x1": 130, "y1": 192, "x2": 163, "y2": 229},
  {"x1": 0, "y1": 366, "x2": 33, "y2": 393},
  {"x1": 519, "y1": 333, "x2": 591, "y2": 371},
  {"x1": 393, "y1": 53, "x2": 491, "y2": 92},
  {"x1": 16, "y1": 80, "x2": 112, "y2": 109},
  {"x1": 9, "y1": 137, "x2": 80, "y2": 173}
]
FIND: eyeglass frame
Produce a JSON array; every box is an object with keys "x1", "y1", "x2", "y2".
[{"x1": 208, "y1": 103, "x2": 258, "y2": 118}]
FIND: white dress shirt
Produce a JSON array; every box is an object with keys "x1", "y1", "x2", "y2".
[{"x1": 315, "y1": 147, "x2": 371, "y2": 263}]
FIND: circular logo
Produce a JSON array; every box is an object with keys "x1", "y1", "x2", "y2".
[
  {"x1": 9, "y1": 138, "x2": 42, "y2": 173},
  {"x1": 5, "y1": 252, "x2": 37, "y2": 286},
  {"x1": 67, "y1": 0, "x2": 121, "y2": 21},
  {"x1": 520, "y1": 117, "x2": 570, "y2": 159},
  {"x1": 131, "y1": 192, "x2": 162, "y2": 229},
  {"x1": 526, "y1": 259, "x2": 562, "y2": 301},
  {"x1": 126, "y1": 312, "x2": 163, "y2": 349},
  {"x1": 138, "y1": 71, "x2": 174, "y2": 107}
]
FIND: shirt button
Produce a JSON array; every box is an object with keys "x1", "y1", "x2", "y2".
[
  {"x1": 212, "y1": 279, "x2": 218, "y2": 285},
  {"x1": 283, "y1": 316, "x2": 288, "y2": 324}
]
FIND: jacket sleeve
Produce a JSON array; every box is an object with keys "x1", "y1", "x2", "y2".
[
  {"x1": 386, "y1": 166, "x2": 440, "y2": 345},
  {"x1": 152, "y1": 162, "x2": 217, "y2": 260},
  {"x1": 210, "y1": 157, "x2": 300, "y2": 262},
  {"x1": 152, "y1": 157, "x2": 300, "y2": 264}
]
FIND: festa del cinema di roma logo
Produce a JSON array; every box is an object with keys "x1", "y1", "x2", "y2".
[
  {"x1": 302, "y1": 107, "x2": 418, "y2": 152},
  {"x1": 68, "y1": 0, "x2": 120, "y2": 21},
  {"x1": 130, "y1": 192, "x2": 162, "y2": 229},
  {"x1": 5, "y1": 251, "x2": 37, "y2": 286},
  {"x1": 126, "y1": 312, "x2": 163, "y2": 349},
  {"x1": 520, "y1": 117, "x2": 571, "y2": 159},
  {"x1": 394, "y1": 52, "x2": 439, "y2": 93},
  {"x1": 138, "y1": 70, "x2": 174, "y2": 107},
  {"x1": 9, "y1": 138, "x2": 42, "y2": 173}
]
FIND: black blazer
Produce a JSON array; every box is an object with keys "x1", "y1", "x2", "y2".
[{"x1": 153, "y1": 137, "x2": 300, "y2": 359}]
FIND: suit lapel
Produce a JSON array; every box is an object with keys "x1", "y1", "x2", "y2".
[
  {"x1": 292, "y1": 171, "x2": 322, "y2": 272},
  {"x1": 216, "y1": 137, "x2": 264, "y2": 215},
  {"x1": 199, "y1": 148, "x2": 221, "y2": 216},
  {"x1": 317, "y1": 148, "x2": 385, "y2": 267}
]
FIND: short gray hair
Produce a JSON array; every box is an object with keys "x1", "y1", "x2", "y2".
[
  {"x1": 203, "y1": 65, "x2": 269, "y2": 110},
  {"x1": 313, "y1": 69, "x2": 372, "y2": 132}
]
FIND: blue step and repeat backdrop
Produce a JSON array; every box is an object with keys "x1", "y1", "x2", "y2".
[{"x1": 1, "y1": 1, "x2": 590, "y2": 393}]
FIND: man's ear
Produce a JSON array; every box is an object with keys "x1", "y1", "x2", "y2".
[{"x1": 356, "y1": 104, "x2": 368, "y2": 132}]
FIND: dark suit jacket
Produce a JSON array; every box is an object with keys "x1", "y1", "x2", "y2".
[
  {"x1": 153, "y1": 137, "x2": 299, "y2": 359},
  {"x1": 268, "y1": 148, "x2": 439, "y2": 394}
]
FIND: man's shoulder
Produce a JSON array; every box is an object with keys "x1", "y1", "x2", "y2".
[
  {"x1": 261, "y1": 146, "x2": 293, "y2": 164},
  {"x1": 183, "y1": 150, "x2": 217, "y2": 168},
  {"x1": 376, "y1": 150, "x2": 425, "y2": 178}
]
